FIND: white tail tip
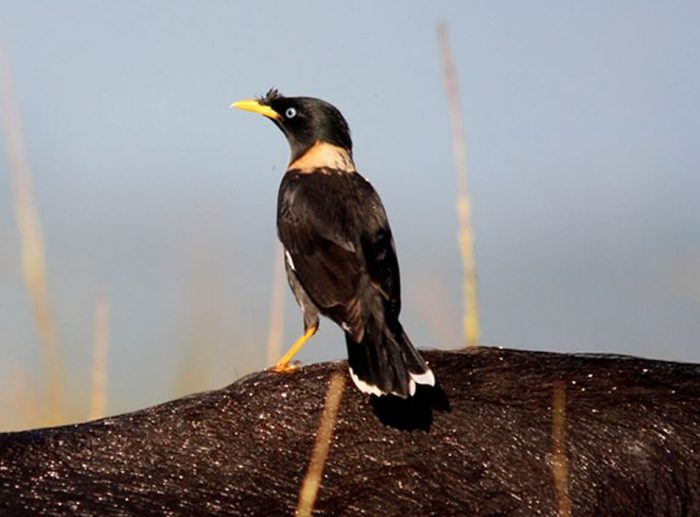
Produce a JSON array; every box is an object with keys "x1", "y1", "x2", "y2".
[
  {"x1": 348, "y1": 367, "x2": 436, "y2": 398},
  {"x1": 410, "y1": 369, "x2": 436, "y2": 387},
  {"x1": 348, "y1": 367, "x2": 385, "y2": 397}
]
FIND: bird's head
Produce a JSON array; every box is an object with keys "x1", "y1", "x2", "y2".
[{"x1": 232, "y1": 89, "x2": 354, "y2": 168}]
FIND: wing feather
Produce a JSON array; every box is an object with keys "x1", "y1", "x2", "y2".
[{"x1": 277, "y1": 171, "x2": 400, "y2": 336}]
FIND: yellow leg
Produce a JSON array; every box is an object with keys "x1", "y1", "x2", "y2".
[{"x1": 273, "y1": 326, "x2": 318, "y2": 372}]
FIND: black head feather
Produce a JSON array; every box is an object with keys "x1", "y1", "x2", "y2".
[
  {"x1": 259, "y1": 88, "x2": 283, "y2": 105},
  {"x1": 257, "y1": 89, "x2": 353, "y2": 162}
]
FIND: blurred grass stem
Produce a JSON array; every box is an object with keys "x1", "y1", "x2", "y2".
[
  {"x1": 296, "y1": 372, "x2": 346, "y2": 517},
  {"x1": 436, "y1": 23, "x2": 481, "y2": 348},
  {"x1": 0, "y1": 36, "x2": 66, "y2": 423},
  {"x1": 267, "y1": 242, "x2": 286, "y2": 366},
  {"x1": 89, "y1": 296, "x2": 109, "y2": 420},
  {"x1": 552, "y1": 381, "x2": 572, "y2": 517}
]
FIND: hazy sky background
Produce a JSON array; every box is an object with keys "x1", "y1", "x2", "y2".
[{"x1": 0, "y1": 1, "x2": 698, "y2": 426}]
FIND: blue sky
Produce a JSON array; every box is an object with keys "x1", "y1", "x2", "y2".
[{"x1": 0, "y1": 1, "x2": 698, "y2": 423}]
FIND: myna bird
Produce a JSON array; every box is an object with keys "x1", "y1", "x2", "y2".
[{"x1": 232, "y1": 89, "x2": 435, "y2": 398}]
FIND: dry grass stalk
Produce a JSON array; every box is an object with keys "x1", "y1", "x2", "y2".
[
  {"x1": 1, "y1": 366, "x2": 40, "y2": 430},
  {"x1": 296, "y1": 372, "x2": 346, "y2": 517},
  {"x1": 0, "y1": 37, "x2": 66, "y2": 423},
  {"x1": 266, "y1": 242, "x2": 287, "y2": 366},
  {"x1": 551, "y1": 380, "x2": 572, "y2": 517},
  {"x1": 89, "y1": 296, "x2": 109, "y2": 420},
  {"x1": 412, "y1": 275, "x2": 462, "y2": 346},
  {"x1": 436, "y1": 23, "x2": 481, "y2": 348},
  {"x1": 173, "y1": 221, "x2": 222, "y2": 397}
]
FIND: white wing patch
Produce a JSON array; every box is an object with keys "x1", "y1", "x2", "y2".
[{"x1": 285, "y1": 250, "x2": 296, "y2": 271}]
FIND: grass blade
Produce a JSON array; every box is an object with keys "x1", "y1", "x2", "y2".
[
  {"x1": 0, "y1": 35, "x2": 66, "y2": 423},
  {"x1": 436, "y1": 23, "x2": 481, "y2": 348},
  {"x1": 88, "y1": 296, "x2": 109, "y2": 420},
  {"x1": 296, "y1": 372, "x2": 346, "y2": 517}
]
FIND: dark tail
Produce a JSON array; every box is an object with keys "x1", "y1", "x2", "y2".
[{"x1": 345, "y1": 319, "x2": 435, "y2": 398}]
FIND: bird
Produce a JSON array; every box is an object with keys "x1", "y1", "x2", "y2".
[{"x1": 232, "y1": 89, "x2": 435, "y2": 398}]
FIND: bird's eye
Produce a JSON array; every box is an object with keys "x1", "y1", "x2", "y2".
[{"x1": 285, "y1": 107, "x2": 297, "y2": 119}]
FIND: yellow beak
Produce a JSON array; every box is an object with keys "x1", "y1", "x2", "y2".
[{"x1": 230, "y1": 99, "x2": 281, "y2": 120}]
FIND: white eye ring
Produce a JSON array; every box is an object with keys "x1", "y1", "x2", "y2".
[{"x1": 285, "y1": 107, "x2": 297, "y2": 119}]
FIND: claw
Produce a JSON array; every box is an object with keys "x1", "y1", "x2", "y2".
[
  {"x1": 272, "y1": 361, "x2": 300, "y2": 373},
  {"x1": 272, "y1": 326, "x2": 318, "y2": 371}
]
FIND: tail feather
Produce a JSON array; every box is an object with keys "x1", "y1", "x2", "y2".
[{"x1": 345, "y1": 321, "x2": 435, "y2": 398}]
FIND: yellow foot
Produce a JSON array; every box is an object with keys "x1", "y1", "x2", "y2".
[
  {"x1": 271, "y1": 326, "x2": 318, "y2": 372},
  {"x1": 272, "y1": 361, "x2": 300, "y2": 373}
]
